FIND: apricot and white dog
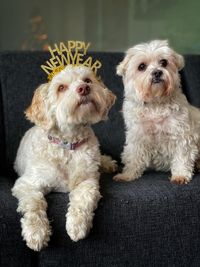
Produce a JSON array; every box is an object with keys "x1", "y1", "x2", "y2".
[
  {"x1": 114, "y1": 40, "x2": 200, "y2": 184},
  {"x1": 12, "y1": 65, "x2": 117, "y2": 251}
]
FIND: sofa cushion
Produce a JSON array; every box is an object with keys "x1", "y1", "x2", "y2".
[
  {"x1": 0, "y1": 81, "x2": 6, "y2": 173},
  {"x1": 1, "y1": 173, "x2": 200, "y2": 267},
  {"x1": 0, "y1": 176, "x2": 37, "y2": 267},
  {"x1": 181, "y1": 55, "x2": 200, "y2": 108}
]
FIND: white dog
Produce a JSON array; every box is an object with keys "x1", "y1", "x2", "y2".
[
  {"x1": 114, "y1": 40, "x2": 200, "y2": 184},
  {"x1": 12, "y1": 65, "x2": 117, "y2": 251}
]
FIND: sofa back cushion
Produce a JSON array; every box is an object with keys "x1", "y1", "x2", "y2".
[
  {"x1": 0, "y1": 81, "x2": 6, "y2": 173},
  {"x1": 0, "y1": 52, "x2": 125, "y2": 174},
  {"x1": 0, "y1": 52, "x2": 200, "y2": 174},
  {"x1": 181, "y1": 55, "x2": 200, "y2": 107},
  {"x1": 0, "y1": 52, "x2": 46, "y2": 174}
]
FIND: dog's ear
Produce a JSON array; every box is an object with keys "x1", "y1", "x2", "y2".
[
  {"x1": 116, "y1": 54, "x2": 131, "y2": 77},
  {"x1": 99, "y1": 79, "x2": 116, "y2": 110},
  {"x1": 106, "y1": 89, "x2": 116, "y2": 110},
  {"x1": 173, "y1": 52, "x2": 185, "y2": 71},
  {"x1": 101, "y1": 88, "x2": 116, "y2": 120},
  {"x1": 25, "y1": 83, "x2": 52, "y2": 129},
  {"x1": 95, "y1": 78, "x2": 116, "y2": 120}
]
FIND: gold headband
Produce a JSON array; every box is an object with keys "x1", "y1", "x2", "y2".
[{"x1": 41, "y1": 41, "x2": 102, "y2": 81}]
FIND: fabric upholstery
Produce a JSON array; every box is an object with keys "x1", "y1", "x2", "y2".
[
  {"x1": 1, "y1": 173, "x2": 200, "y2": 267},
  {"x1": 0, "y1": 176, "x2": 37, "y2": 267},
  {"x1": 0, "y1": 80, "x2": 6, "y2": 173},
  {"x1": 0, "y1": 52, "x2": 200, "y2": 267},
  {"x1": 181, "y1": 55, "x2": 200, "y2": 108}
]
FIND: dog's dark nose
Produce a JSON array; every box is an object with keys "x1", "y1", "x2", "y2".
[
  {"x1": 152, "y1": 69, "x2": 163, "y2": 78},
  {"x1": 76, "y1": 85, "x2": 90, "y2": 96}
]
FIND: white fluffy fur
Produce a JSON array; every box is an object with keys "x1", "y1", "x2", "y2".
[
  {"x1": 12, "y1": 65, "x2": 117, "y2": 251},
  {"x1": 114, "y1": 40, "x2": 200, "y2": 184}
]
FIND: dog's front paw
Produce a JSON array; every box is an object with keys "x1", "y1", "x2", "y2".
[
  {"x1": 100, "y1": 155, "x2": 118, "y2": 173},
  {"x1": 21, "y1": 212, "x2": 51, "y2": 251},
  {"x1": 66, "y1": 211, "x2": 92, "y2": 242},
  {"x1": 113, "y1": 172, "x2": 138, "y2": 182},
  {"x1": 170, "y1": 176, "x2": 190, "y2": 185}
]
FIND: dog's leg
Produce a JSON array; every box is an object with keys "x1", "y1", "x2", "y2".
[
  {"x1": 170, "y1": 141, "x2": 198, "y2": 184},
  {"x1": 113, "y1": 142, "x2": 151, "y2": 182},
  {"x1": 12, "y1": 175, "x2": 52, "y2": 251},
  {"x1": 66, "y1": 177, "x2": 101, "y2": 241},
  {"x1": 99, "y1": 154, "x2": 118, "y2": 173}
]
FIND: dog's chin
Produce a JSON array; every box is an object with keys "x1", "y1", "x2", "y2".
[
  {"x1": 67, "y1": 97, "x2": 101, "y2": 124},
  {"x1": 77, "y1": 96, "x2": 99, "y2": 113},
  {"x1": 150, "y1": 81, "x2": 165, "y2": 93}
]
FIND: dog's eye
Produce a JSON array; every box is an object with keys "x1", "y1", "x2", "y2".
[
  {"x1": 84, "y1": 78, "x2": 92, "y2": 83},
  {"x1": 58, "y1": 84, "x2": 67, "y2": 92},
  {"x1": 160, "y1": 59, "x2": 168, "y2": 67},
  {"x1": 138, "y1": 63, "x2": 147, "y2": 71}
]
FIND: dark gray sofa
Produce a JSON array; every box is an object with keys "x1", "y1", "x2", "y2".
[{"x1": 0, "y1": 51, "x2": 200, "y2": 267}]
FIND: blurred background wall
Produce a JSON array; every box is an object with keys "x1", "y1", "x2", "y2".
[{"x1": 0, "y1": 0, "x2": 200, "y2": 53}]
